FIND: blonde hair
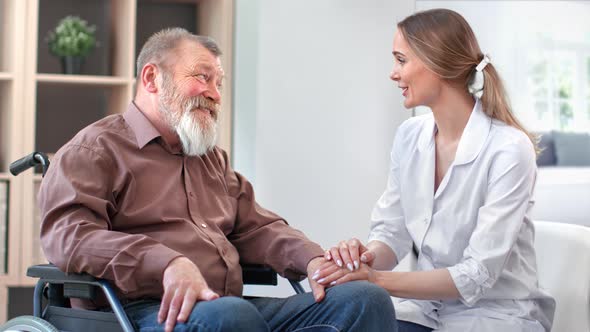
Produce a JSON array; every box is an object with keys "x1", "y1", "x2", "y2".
[{"x1": 398, "y1": 9, "x2": 539, "y2": 153}]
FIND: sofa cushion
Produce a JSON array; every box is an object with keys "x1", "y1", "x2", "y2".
[
  {"x1": 536, "y1": 132, "x2": 557, "y2": 166},
  {"x1": 553, "y1": 131, "x2": 590, "y2": 166}
]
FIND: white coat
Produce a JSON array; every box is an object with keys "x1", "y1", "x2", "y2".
[{"x1": 369, "y1": 99, "x2": 555, "y2": 331}]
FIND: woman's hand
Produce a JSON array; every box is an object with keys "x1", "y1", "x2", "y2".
[
  {"x1": 312, "y1": 259, "x2": 378, "y2": 287},
  {"x1": 324, "y1": 238, "x2": 376, "y2": 271}
]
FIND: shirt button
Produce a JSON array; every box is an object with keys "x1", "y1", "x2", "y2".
[
  {"x1": 201, "y1": 223, "x2": 207, "y2": 228},
  {"x1": 189, "y1": 192, "x2": 194, "y2": 197},
  {"x1": 423, "y1": 217, "x2": 429, "y2": 223}
]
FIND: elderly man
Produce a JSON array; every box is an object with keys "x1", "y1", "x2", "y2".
[{"x1": 39, "y1": 28, "x2": 396, "y2": 332}]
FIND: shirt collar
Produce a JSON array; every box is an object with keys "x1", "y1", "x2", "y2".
[
  {"x1": 455, "y1": 98, "x2": 491, "y2": 165},
  {"x1": 123, "y1": 102, "x2": 162, "y2": 149},
  {"x1": 417, "y1": 114, "x2": 436, "y2": 153},
  {"x1": 416, "y1": 98, "x2": 491, "y2": 165}
]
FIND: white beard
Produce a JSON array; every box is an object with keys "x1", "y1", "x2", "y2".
[
  {"x1": 158, "y1": 76, "x2": 219, "y2": 156},
  {"x1": 175, "y1": 107, "x2": 218, "y2": 156}
]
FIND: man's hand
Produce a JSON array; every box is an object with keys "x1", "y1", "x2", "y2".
[
  {"x1": 158, "y1": 257, "x2": 219, "y2": 332},
  {"x1": 307, "y1": 256, "x2": 328, "y2": 303}
]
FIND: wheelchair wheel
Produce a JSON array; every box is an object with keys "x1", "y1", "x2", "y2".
[{"x1": 0, "y1": 315, "x2": 58, "y2": 332}]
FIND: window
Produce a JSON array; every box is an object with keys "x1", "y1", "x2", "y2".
[
  {"x1": 587, "y1": 56, "x2": 590, "y2": 121},
  {"x1": 525, "y1": 48, "x2": 590, "y2": 132},
  {"x1": 416, "y1": 1, "x2": 590, "y2": 133}
]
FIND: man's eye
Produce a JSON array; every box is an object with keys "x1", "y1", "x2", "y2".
[{"x1": 196, "y1": 73, "x2": 208, "y2": 81}]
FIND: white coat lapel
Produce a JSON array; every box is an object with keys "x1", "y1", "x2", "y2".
[
  {"x1": 434, "y1": 99, "x2": 491, "y2": 199},
  {"x1": 410, "y1": 115, "x2": 437, "y2": 249}
]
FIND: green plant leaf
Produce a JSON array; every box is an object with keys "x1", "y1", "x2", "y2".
[{"x1": 46, "y1": 16, "x2": 97, "y2": 57}]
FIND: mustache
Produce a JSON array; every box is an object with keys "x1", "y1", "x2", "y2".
[{"x1": 186, "y1": 96, "x2": 220, "y2": 115}]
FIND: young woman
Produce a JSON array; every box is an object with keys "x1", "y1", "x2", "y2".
[{"x1": 313, "y1": 8, "x2": 555, "y2": 332}]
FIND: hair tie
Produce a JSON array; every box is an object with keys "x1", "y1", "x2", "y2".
[
  {"x1": 469, "y1": 54, "x2": 491, "y2": 98},
  {"x1": 476, "y1": 54, "x2": 491, "y2": 72}
]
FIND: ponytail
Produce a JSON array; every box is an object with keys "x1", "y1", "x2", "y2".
[
  {"x1": 398, "y1": 9, "x2": 540, "y2": 155},
  {"x1": 480, "y1": 63, "x2": 540, "y2": 154}
]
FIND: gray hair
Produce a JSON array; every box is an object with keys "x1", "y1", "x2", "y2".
[{"x1": 136, "y1": 27, "x2": 221, "y2": 76}]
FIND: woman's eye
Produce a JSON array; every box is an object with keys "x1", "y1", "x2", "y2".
[{"x1": 397, "y1": 58, "x2": 405, "y2": 64}]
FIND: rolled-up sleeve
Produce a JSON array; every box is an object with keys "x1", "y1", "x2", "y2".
[
  {"x1": 368, "y1": 127, "x2": 413, "y2": 264},
  {"x1": 448, "y1": 137, "x2": 536, "y2": 306}
]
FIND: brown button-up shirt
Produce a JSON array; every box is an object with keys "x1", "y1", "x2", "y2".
[{"x1": 38, "y1": 103, "x2": 323, "y2": 301}]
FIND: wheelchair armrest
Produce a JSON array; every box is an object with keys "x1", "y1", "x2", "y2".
[
  {"x1": 28, "y1": 263, "x2": 279, "y2": 285},
  {"x1": 26, "y1": 264, "x2": 135, "y2": 332},
  {"x1": 241, "y1": 264, "x2": 278, "y2": 286},
  {"x1": 27, "y1": 264, "x2": 97, "y2": 283},
  {"x1": 27, "y1": 263, "x2": 302, "y2": 295}
]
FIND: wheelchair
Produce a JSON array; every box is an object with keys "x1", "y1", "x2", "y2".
[{"x1": 1, "y1": 152, "x2": 306, "y2": 332}]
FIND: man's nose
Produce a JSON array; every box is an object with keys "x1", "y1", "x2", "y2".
[{"x1": 204, "y1": 82, "x2": 221, "y2": 104}]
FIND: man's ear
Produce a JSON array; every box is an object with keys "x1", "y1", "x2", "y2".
[{"x1": 141, "y1": 63, "x2": 159, "y2": 93}]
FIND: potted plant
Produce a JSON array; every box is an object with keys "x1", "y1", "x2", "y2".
[{"x1": 46, "y1": 16, "x2": 97, "y2": 74}]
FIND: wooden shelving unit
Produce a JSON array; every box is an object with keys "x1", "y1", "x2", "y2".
[
  {"x1": 36, "y1": 74, "x2": 131, "y2": 86},
  {"x1": 0, "y1": 0, "x2": 234, "y2": 322}
]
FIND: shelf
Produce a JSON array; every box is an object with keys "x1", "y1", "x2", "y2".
[
  {"x1": 35, "y1": 84, "x2": 118, "y2": 154},
  {"x1": 36, "y1": 74, "x2": 130, "y2": 86},
  {"x1": 0, "y1": 0, "x2": 234, "y2": 320},
  {"x1": 1, "y1": 178, "x2": 8, "y2": 276},
  {"x1": 37, "y1": 0, "x2": 115, "y2": 76},
  {"x1": 135, "y1": 0, "x2": 198, "y2": 76},
  {"x1": 0, "y1": 81, "x2": 13, "y2": 174},
  {"x1": 32, "y1": 181, "x2": 45, "y2": 266}
]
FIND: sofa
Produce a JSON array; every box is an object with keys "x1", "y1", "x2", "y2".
[{"x1": 531, "y1": 131, "x2": 590, "y2": 227}]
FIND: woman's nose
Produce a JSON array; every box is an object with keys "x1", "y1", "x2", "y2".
[{"x1": 390, "y1": 70, "x2": 399, "y2": 81}]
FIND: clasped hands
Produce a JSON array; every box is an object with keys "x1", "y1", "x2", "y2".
[{"x1": 312, "y1": 238, "x2": 378, "y2": 287}]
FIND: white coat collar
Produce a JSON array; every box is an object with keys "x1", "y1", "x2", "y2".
[{"x1": 416, "y1": 98, "x2": 491, "y2": 165}]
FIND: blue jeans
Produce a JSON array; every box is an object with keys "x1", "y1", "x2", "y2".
[
  {"x1": 397, "y1": 320, "x2": 432, "y2": 332},
  {"x1": 124, "y1": 281, "x2": 397, "y2": 331}
]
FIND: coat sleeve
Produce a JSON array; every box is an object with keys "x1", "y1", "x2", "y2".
[
  {"x1": 368, "y1": 124, "x2": 413, "y2": 264},
  {"x1": 447, "y1": 135, "x2": 537, "y2": 306}
]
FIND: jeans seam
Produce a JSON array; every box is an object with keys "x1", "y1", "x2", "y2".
[
  {"x1": 290, "y1": 324, "x2": 340, "y2": 332},
  {"x1": 178, "y1": 321, "x2": 211, "y2": 331},
  {"x1": 138, "y1": 321, "x2": 211, "y2": 332}
]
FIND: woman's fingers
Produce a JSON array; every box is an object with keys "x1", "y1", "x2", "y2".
[
  {"x1": 329, "y1": 246, "x2": 344, "y2": 268},
  {"x1": 314, "y1": 266, "x2": 350, "y2": 286},
  {"x1": 361, "y1": 250, "x2": 375, "y2": 265},
  {"x1": 346, "y1": 238, "x2": 362, "y2": 270},
  {"x1": 333, "y1": 271, "x2": 365, "y2": 285},
  {"x1": 327, "y1": 238, "x2": 371, "y2": 271},
  {"x1": 312, "y1": 261, "x2": 340, "y2": 281},
  {"x1": 338, "y1": 241, "x2": 354, "y2": 271}
]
